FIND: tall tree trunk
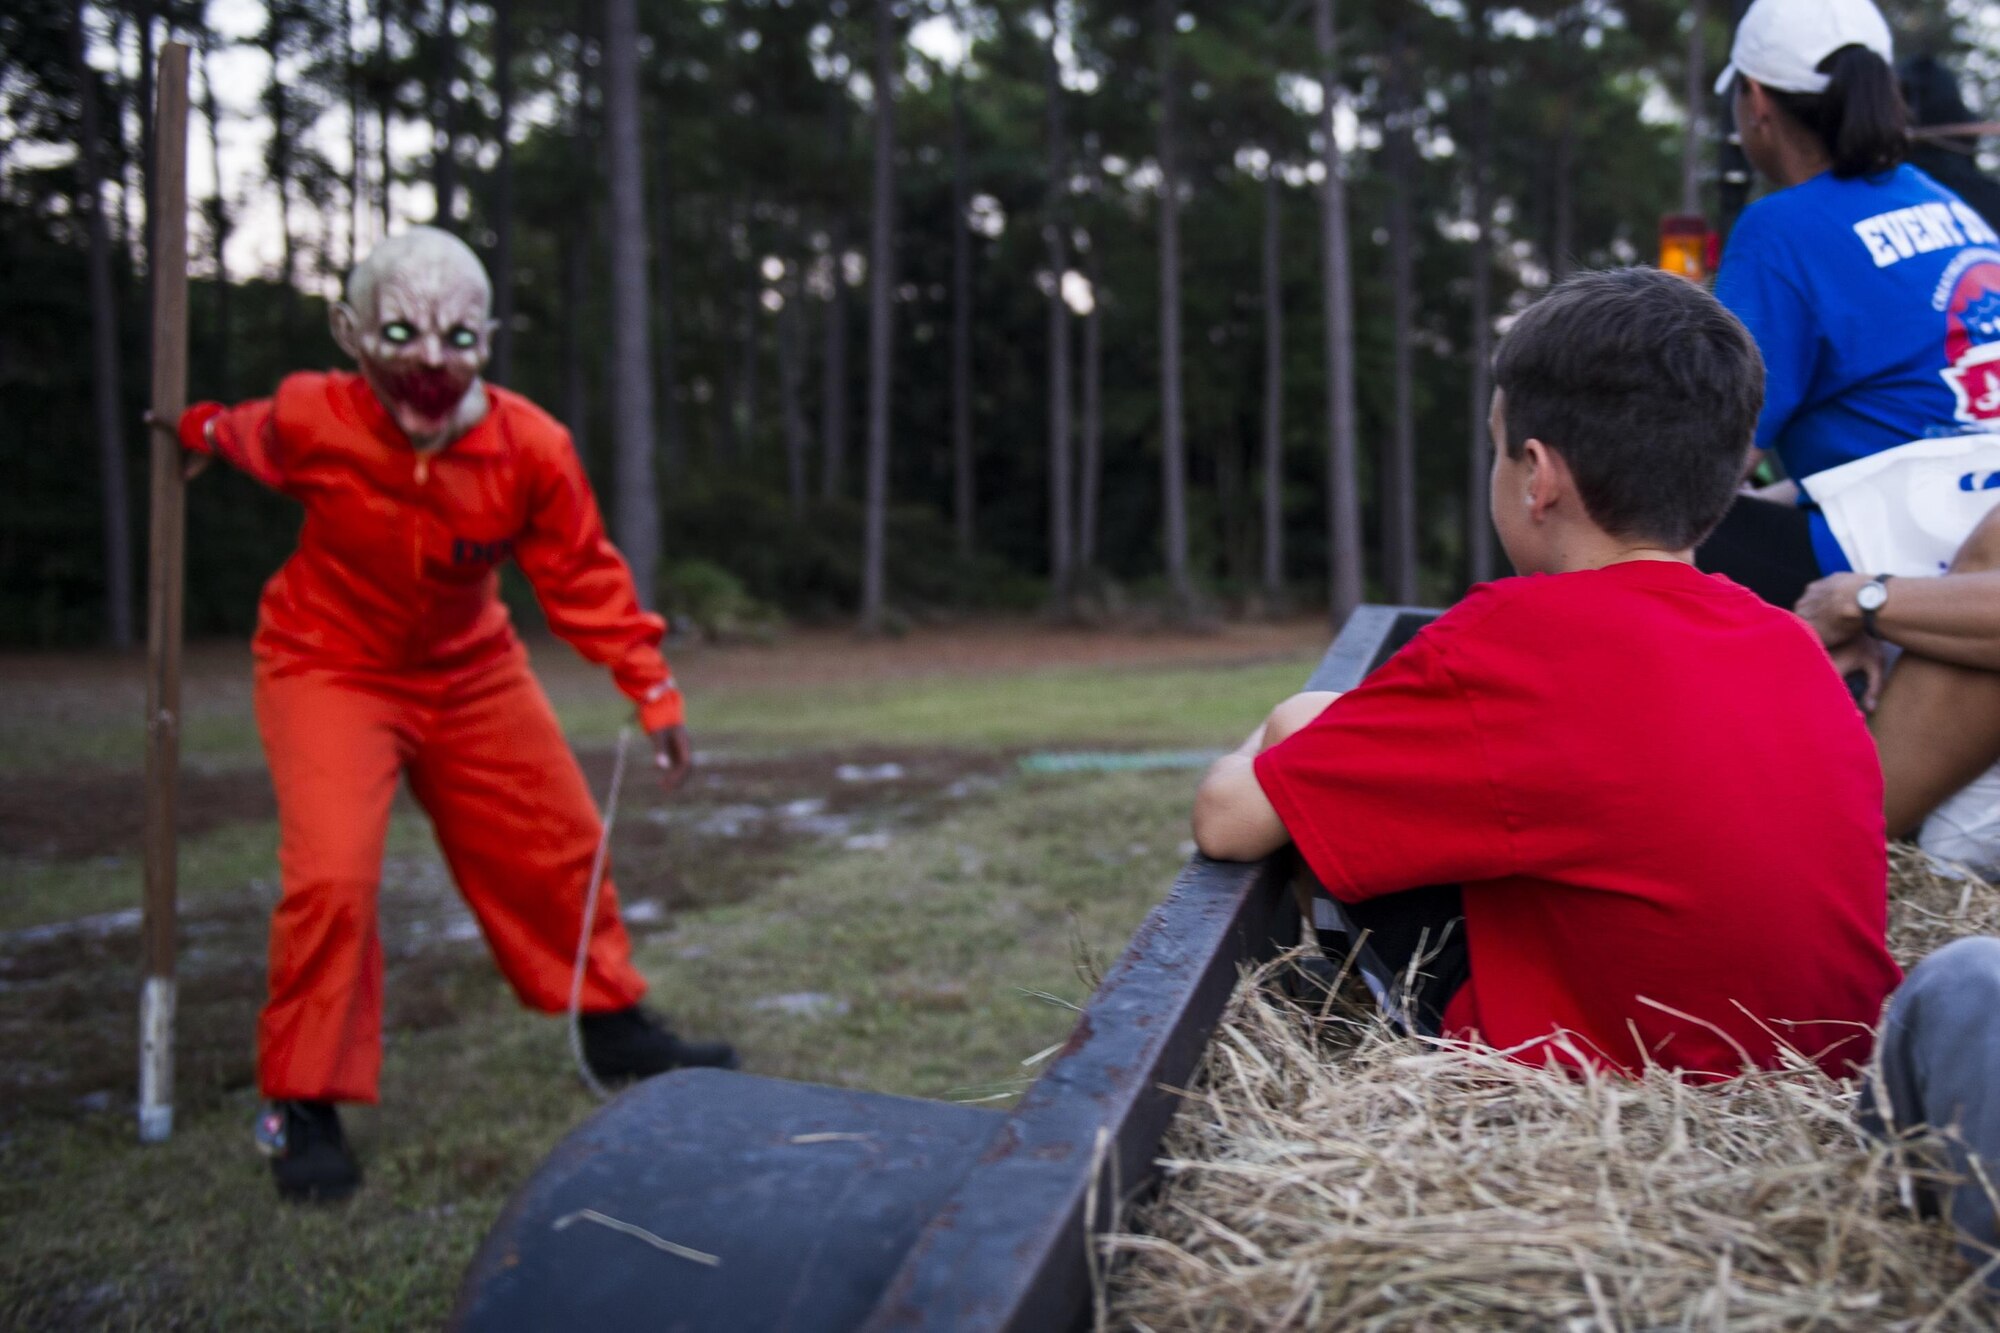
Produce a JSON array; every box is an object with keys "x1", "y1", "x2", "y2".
[
  {"x1": 138, "y1": 0, "x2": 155, "y2": 247},
  {"x1": 1260, "y1": 164, "x2": 1284, "y2": 607},
  {"x1": 1466, "y1": 0, "x2": 1498, "y2": 586},
  {"x1": 1550, "y1": 10, "x2": 1579, "y2": 279},
  {"x1": 560, "y1": 3, "x2": 597, "y2": 469},
  {"x1": 200, "y1": 34, "x2": 232, "y2": 396},
  {"x1": 1383, "y1": 16, "x2": 1418, "y2": 604},
  {"x1": 137, "y1": 0, "x2": 156, "y2": 379},
  {"x1": 1552, "y1": 102, "x2": 1575, "y2": 278},
  {"x1": 950, "y1": 65, "x2": 975, "y2": 557},
  {"x1": 1217, "y1": 407, "x2": 1247, "y2": 588},
  {"x1": 821, "y1": 100, "x2": 852, "y2": 500},
  {"x1": 1155, "y1": 0, "x2": 1191, "y2": 610},
  {"x1": 108, "y1": 4, "x2": 132, "y2": 261},
  {"x1": 344, "y1": 0, "x2": 363, "y2": 274},
  {"x1": 264, "y1": 16, "x2": 300, "y2": 332},
  {"x1": 780, "y1": 258, "x2": 810, "y2": 514},
  {"x1": 1079, "y1": 218, "x2": 1104, "y2": 574},
  {"x1": 1043, "y1": 0, "x2": 1073, "y2": 606},
  {"x1": 737, "y1": 251, "x2": 760, "y2": 456},
  {"x1": 651, "y1": 153, "x2": 685, "y2": 477},
  {"x1": 859, "y1": 0, "x2": 897, "y2": 631},
  {"x1": 431, "y1": 0, "x2": 460, "y2": 223},
  {"x1": 73, "y1": 0, "x2": 135, "y2": 650},
  {"x1": 715, "y1": 293, "x2": 740, "y2": 460},
  {"x1": 489, "y1": 0, "x2": 517, "y2": 383},
  {"x1": 376, "y1": 96, "x2": 392, "y2": 232},
  {"x1": 1682, "y1": 0, "x2": 1705, "y2": 214},
  {"x1": 561, "y1": 216, "x2": 591, "y2": 460},
  {"x1": 373, "y1": 0, "x2": 393, "y2": 236},
  {"x1": 1315, "y1": 0, "x2": 1362, "y2": 621},
  {"x1": 602, "y1": 0, "x2": 659, "y2": 605}
]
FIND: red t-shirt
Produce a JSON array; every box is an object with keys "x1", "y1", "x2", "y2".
[{"x1": 1255, "y1": 561, "x2": 1901, "y2": 1080}]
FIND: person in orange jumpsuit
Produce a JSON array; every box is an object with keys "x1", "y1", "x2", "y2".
[{"x1": 165, "y1": 227, "x2": 735, "y2": 1202}]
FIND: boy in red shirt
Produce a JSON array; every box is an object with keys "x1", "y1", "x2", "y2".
[{"x1": 1193, "y1": 268, "x2": 1902, "y2": 1080}]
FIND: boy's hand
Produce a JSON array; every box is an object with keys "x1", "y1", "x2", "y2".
[{"x1": 650, "y1": 725, "x2": 695, "y2": 794}]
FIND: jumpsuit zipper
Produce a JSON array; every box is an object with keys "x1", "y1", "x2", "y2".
[{"x1": 409, "y1": 453, "x2": 433, "y2": 665}]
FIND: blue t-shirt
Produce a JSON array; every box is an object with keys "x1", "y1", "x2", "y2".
[{"x1": 1716, "y1": 164, "x2": 2000, "y2": 570}]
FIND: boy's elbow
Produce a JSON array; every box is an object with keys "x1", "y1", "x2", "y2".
[
  {"x1": 1190, "y1": 801, "x2": 1260, "y2": 863},
  {"x1": 1191, "y1": 812, "x2": 1229, "y2": 861}
]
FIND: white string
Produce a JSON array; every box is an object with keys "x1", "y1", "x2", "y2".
[{"x1": 568, "y1": 725, "x2": 632, "y2": 1101}]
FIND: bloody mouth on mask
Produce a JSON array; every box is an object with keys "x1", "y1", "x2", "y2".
[{"x1": 385, "y1": 366, "x2": 472, "y2": 420}]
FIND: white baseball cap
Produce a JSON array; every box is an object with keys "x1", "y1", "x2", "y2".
[{"x1": 1714, "y1": 0, "x2": 1894, "y2": 97}]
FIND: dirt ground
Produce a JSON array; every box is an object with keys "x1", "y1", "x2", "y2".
[{"x1": 0, "y1": 746, "x2": 1007, "y2": 1122}]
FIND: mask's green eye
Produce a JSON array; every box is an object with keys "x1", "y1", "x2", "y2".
[
  {"x1": 382, "y1": 321, "x2": 414, "y2": 345},
  {"x1": 448, "y1": 327, "x2": 477, "y2": 350}
]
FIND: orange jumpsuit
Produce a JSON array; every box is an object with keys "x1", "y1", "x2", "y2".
[{"x1": 181, "y1": 371, "x2": 681, "y2": 1103}]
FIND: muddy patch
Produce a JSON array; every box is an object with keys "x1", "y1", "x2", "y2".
[
  {"x1": 0, "y1": 767, "x2": 277, "y2": 859},
  {"x1": 0, "y1": 746, "x2": 1010, "y2": 1123}
]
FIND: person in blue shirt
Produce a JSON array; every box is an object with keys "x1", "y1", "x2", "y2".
[{"x1": 1695, "y1": 0, "x2": 2000, "y2": 609}]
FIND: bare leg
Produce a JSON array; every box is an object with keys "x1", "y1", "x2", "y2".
[{"x1": 1877, "y1": 508, "x2": 2000, "y2": 837}]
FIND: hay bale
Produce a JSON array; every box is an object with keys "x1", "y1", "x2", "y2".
[{"x1": 1101, "y1": 848, "x2": 2000, "y2": 1330}]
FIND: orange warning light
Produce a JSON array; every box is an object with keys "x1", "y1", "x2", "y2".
[{"x1": 1659, "y1": 213, "x2": 1711, "y2": 283}]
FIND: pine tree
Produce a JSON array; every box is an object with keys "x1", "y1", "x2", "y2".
[
  {"x1": 602, "y1": 0, "x2": 659, "y2": 605},
  {"x1": 858, "y1": 0, "x2": 898, "y2": 631}
]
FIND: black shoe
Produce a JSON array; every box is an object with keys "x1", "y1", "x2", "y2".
[
  {"x1": 256, "y1": 1100, "x2": 361, "y2": 1203},
  {"x1": 579, "y1": 1007, "x2": 739, "y2": 1085}
]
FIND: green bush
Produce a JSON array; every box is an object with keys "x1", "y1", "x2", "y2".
[
  {"x1": 658, "y1": 557, "x2": 782, "y2": 642},
  {"x1": 659, "y1": 480, "x2": 1042, "y2": 621}
]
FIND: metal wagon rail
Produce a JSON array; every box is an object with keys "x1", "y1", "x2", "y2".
[{"x1": 451, "y1": 605, "x2": 1439, "y2": 1333}]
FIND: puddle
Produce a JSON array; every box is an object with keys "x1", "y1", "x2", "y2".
[
  {"x1": 0, "y1": 908, "x2": 143, "y2": 949},
  {"x1": 752, "y1": 992, "x2": 851, "y2": 1019},
  {"x1": 621, "y1": 899, "x2": 666, "y2": 925},
  {"x1": 836, "y1": 762, "x2": 906, "y2": 783}
]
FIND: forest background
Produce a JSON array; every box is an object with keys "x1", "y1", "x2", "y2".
[{"x1": 4, "y1": 0, "x2": 1997, "y2": 648}]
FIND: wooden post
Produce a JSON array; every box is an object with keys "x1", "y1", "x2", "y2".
[{"x1": 139, "y1": 40, "x2": 190, "y2": 1146}]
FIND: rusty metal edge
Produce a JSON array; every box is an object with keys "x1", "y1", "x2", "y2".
[{"x1": 862, "y1": 605, "x2": 1440, "y2": 1333}]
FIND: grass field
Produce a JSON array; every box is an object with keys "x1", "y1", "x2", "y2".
[{"x1": 0, "y1": 619, "x2": 1324, "y2": 1330}]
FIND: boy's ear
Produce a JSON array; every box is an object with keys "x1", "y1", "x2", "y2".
[{"x1": 1521, "y1": 437, "x2": 1571, "y2": 521}]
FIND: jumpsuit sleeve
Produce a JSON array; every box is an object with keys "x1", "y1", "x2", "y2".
[
  {"x1": 1713, "y1": 215, "x2": 1820, "y2": 455},
  {"x1": 513, "y1": 430, "x2": 685, "y2": 731},
  {"x1": 178, "y1": 398, "x2": 288, "y2": 491}
]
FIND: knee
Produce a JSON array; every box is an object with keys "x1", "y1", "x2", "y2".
[
  {"x1": 271, "y1": 876, "x2": 378, "y2": 943},
  {"x1": 1948, "y1": 506, "x2": 2000, "y2": 573},
  {"x1": 1892, "y1": 936, "x2": 2000, "y2": 1021},
  {"x1": 1910, "y1": 934, "x2": 2000, "y2": 985}
]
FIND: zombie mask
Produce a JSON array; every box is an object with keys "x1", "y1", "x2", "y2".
[{"x1": 330, "y1": 227, "x2": 496, "y2": 448}]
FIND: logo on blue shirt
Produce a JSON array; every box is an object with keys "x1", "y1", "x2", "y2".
[{"x1": 1965, "y1": 292, "x2": 2000, "y2": 344}]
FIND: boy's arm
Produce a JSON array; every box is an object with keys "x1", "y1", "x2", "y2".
[{"x1": 1192, "y1": 691, "x2": 1341, "y2": 862}]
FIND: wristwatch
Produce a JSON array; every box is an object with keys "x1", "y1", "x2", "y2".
[{"x1": 1856, "y1": 574, "x2": 1893, "y2": 639}]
